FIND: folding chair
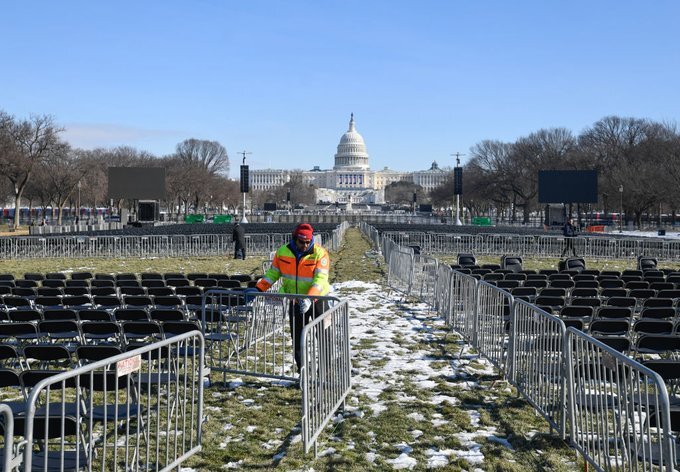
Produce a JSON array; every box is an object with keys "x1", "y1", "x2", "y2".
[
  {"x1": 8, "y1": 309, "x2": 42, "y2": 323},
  {"x1": 639, "y1": 307, "x2": 676, "y2": 320},
  {"x1": 589, "y1": 319, "x2": 630, "y2": 337},
  {"x1": 70, "y1": 271, "x2": 93, "y2": 281},
  {"x1": 61, "y1": 295, "x2": 92, "y2": 310},
  {"x1": 11, "y1": 415, "x2": 89, "y2": 471},
  {"x1": 166, "y1": 278, "x2": 191, "y2": 288},
  {"x1": 33, "y1": 296, "x2": 64, "y2": 310},
  {"x1": 119, "y1": 286, "x2": 147, "y2": 296},
  {"x1": 570, "y1": 288, "x2": 599, "y2": 299},
  {"x1": 23, "y1": 344, "x2": 75, "y2": 370},
  {"x1": 113, "y1": 308, "x2": 149, "y2": 322},
  {"x1": 605, "y1": 297, "x2": 637, "y2": 309},
  {"x1": 570, "y1": 297, "x2": 601, "y2": 308},
  {"x1": 599, "y1": 278, "x2": 625, "y2": 289},
  {"x1": 595, "y1": 306, "x2": 633, "y2": 321},
  {"x1": 146, "y1": 286, "x2": 175, "y2": 297},
  {"x1": 36, "y1": 287, "x2": 63, "y2": 297},
  {"x1": 80, "y1": 321, "x2": 123, "y2": 347}
]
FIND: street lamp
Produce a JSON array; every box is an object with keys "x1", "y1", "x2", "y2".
[{"x1": 618, "y1": 184, "x2": 623, "y2": 233}]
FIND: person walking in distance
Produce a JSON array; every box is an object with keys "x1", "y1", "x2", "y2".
[
  {"x1": 561, "y1": 217, "x2": 578, "y2": 257},
  {"x1": 232, "y1": 222, "x2": 246, "y2": 259},
  {"x1": 251, "y1": 223, "x2": 330, "y2": 371}
]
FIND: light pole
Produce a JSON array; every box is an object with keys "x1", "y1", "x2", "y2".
[
  {"x1": 618, "y1": 184, "x2": 623, "y2": 233},
  {"x1": 239, "y1": 151, "x2": 252, "y2": 223},
  {"x1": 77, "y1": 180, "x2": 81, "y2": 224},
  {"x1": 451, "y1": 152, "x2": 465, "y2": 225}
]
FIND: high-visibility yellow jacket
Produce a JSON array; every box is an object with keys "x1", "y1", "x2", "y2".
[{"x1": 255, "y1": 240, "x2": 330, "y2": 296}]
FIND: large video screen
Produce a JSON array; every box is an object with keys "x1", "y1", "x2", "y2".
[
  {"x1": 108, "y1": 167, "x2": 166, "y2": 200},
  {"x1": 538, "y1": 170, "x2": 598, "y2": 203}
]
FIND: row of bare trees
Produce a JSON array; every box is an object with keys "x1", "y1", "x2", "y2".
[
  {"x1": 0, "y1": 111, "x2": 247, "y2": 229},
  {"x1": 429, "y1": 116, "x2": 680, "y2": 226},
  {"x1": 3, "y1": 110, "x2": 679, "y2": 228}
]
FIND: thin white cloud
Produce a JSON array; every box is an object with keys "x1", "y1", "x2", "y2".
[{"x1": 62, "y1": 123, "x2": 181, "y2": 152}]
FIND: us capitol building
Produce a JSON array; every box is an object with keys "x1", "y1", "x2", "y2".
[{"x1": 249, "y1": 114, "x2": 450, "y2": 204}]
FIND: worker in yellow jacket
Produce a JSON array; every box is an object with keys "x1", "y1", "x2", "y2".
[{"x1": 254, "y1": 223, "x2": 330, "y2": 370}]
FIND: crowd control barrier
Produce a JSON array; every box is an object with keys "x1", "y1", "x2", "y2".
[
  {"x1": 379, "y1": 231, "x2": 680, "y2": 262},
  {"x1": 510, "y1": 300, "x2": 568, "y2": 438},
  {"x1": 0, "y1": 403, "x2": 16, "y2": 472},
  {"x1": 359, "y1": 222, "x2": 680, "y2": 471},
  {"x1": 19, "y1": 331, "x2": 204, "y2": 472},
  {"x1": 198, "y1": 290, "x2": 352, "y2": 457},
  {"x1": 567, "y1": 329, "x2": 676, "y2": 471},
  {"x1": 301, "y1": 299, "x2": 352, "y2": 455}
]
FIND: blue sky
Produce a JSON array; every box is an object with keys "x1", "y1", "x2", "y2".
[{"x1": 3, "y1": 1, "x2": 679, "y2": 179}]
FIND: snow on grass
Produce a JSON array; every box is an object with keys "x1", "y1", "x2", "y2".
[{"x1": 330, "y1": 280, "x2": 508, "y2": 469}]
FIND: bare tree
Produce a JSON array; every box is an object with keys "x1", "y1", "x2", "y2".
[
  {"x1": 175, "y1": 139, "x2": 229, "y2": 176},
  {"x1": 384, "y1": 180, "x2": 425, "y2": 206},
  {"x1": 0, "y1": 112, "x2": 64, "y2": 228}
]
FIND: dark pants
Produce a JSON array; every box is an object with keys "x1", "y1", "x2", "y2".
[
  {"x1": 289, "y1": 299, "x2": 328, "y2": 371},
  {"x1": 234, "y1": 245, "x2": 246, "y2": 259},
  {"x1": 561, "y1": 237, "x2": 577, "y2": 257}
]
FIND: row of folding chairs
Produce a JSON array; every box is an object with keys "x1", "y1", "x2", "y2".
[
  {"x1": 487, "y1": 276, "x2": 680, "y2": 292},
  {"x1": 0, "y1": 271, "x2": 254, "y2": 283},
  {"x1": 0, "y1": 276, "x2": 251, "y2": 290},
  {"x1": 0, "y1": 318, "x2": 202, "y2": 354},
  {"x1": 0, "y1": 284, "x2": 227, "y2": 301},
  {"x1": 0, "y1": 290, "x2": 249, "y2": 311}
]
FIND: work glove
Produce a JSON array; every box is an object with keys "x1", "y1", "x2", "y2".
[
  {"x1": 243, "y1": 287, "x2": 260, "y2": 304},
  {"x1": 298, "y1": 297, "x2": 312, "y2": 314}
]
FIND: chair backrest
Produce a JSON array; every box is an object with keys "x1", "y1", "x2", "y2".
[
  {"x1": 564, "y1": 257, "x2": 586, "y2": 273},
  {"x1": 637, "y1": 256, "x2": 658, "y2": 271},
  {"x1": 599, "y1": 279, "x2": 625, "y2": 289},
  {"x1": 539, "y1": 287, "x2": 567, "y2": 298},
  {"x1": 113, "y1": 308, "x2": 149, "y2": 322},
  {"x1": 605, "y1": 296, "x2": 637, "y2": 308},
  {"x1": 559, "y1": 305, "x2": 593, "y2": 319},
  {"x1": 91, "y1": 279, "x2": 115, "y2": 288},
  {"x1": 639, "y1": 306, "x2": 676, "y2": 319},
  {"x1": 149, "y1": 308, "x2": 185, "y2": 322},
  {"x1": 77, "y1": 309, "x2": 112, "y2": 321},
  {"x1": 41, "y1": 279, "x2": 65, "y2": 289},
  {"x1": 457, "y1": 253, "x2": 477, "y2": 267},
  {"x1": 70, "y1": 271, "x2": 93, "y2": 281},
  {"x1": 500, "y1": 255, "x2": 523, "y2": 273},
  {"x1": 8, "y1": 309, "x2": 42, "y2": 322},
  {"x1": 570, "y1": 297, "x2": 601, "y2": 308},
  {"x1": 596, "y1": 306, "x2": 633, "y2": 320},
  {"x1": 589, "y1": 319, "x2": 630, "y2": 336},
  {"x1": 42, "y1": 309, "x2": 78, "y2": 321},
  {"x1": 599, "y1": 288, "x2": 628, "y2": 299},
  {"x1": 570, "y1": 288, "x2": 599, "y2": 299}
]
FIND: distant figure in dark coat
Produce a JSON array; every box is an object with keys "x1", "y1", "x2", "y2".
[
  {"x1": 561, "y1": 217, "x2": 578, "y2": 257},
  {"x1": 233, "y1": 222, "x2": 246, "y2": 259}
]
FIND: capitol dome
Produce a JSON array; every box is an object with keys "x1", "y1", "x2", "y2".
[{"x1": 334, "y1": 113, "x2": 369, "y2": 170}]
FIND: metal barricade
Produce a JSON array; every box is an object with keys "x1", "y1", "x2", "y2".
[
  {"x1": 21, "y1": 331, "x2": 204, "y2": 472},
  {"x1": 410, "y1": 254, "x2": 438, "y2": 305},
  {"x1": 0, "y1": 403, "x2": 16, "y2": 472},
  {"x1": 301, "y1": 299, "x2": 352, "y2": 455},
  {"x1": 447, "y1": 270, "x2": 479, "y2": 342},
  {"x1": 510, "y1": 300, "x2": 568, "y2": 438},
  {"x1": 567, "y1": 328, "x2": 676, "y2": 471},
  {"x1": 386, "y1": 246, "x2": 414, "y2": 294},
  {"x1": 201, "y1": 290, "x2": 340, "y2": 383},
  {"x1": 475, "y1": 281, "x2": 512, "y2": 375}
]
